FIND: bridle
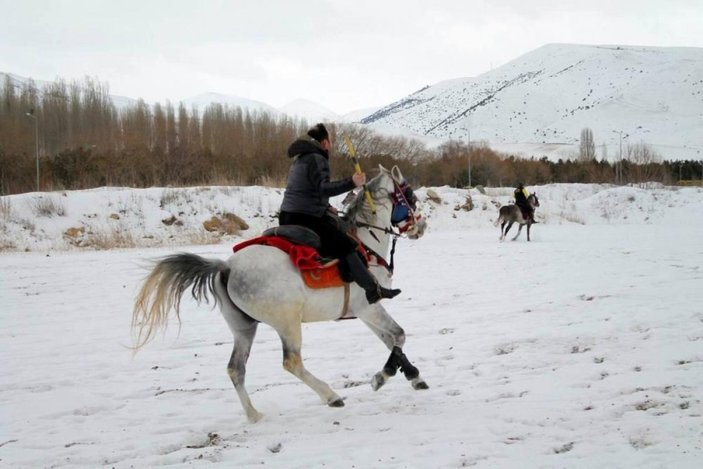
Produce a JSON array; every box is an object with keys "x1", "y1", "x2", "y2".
[
  {"x1": 350, "y1": 177, "x2": 424, "y2": 272},
  {"x1": 354, "y1": 178, "x2": 422, "y2": 237}
]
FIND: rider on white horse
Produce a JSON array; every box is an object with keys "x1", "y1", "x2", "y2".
[{"x1": 279, "y1": 123, "x2": 401, "y2": 304}]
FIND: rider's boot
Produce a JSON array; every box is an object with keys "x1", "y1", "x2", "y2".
[{"x1": 345, "y1": 252, "x2": 401, "y2": 304}]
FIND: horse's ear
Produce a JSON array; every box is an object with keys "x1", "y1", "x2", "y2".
[{"x1": 391, "y1": 165, "x2": 404, "y2": 183}]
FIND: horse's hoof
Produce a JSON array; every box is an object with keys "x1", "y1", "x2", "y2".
[
  {"x1": 328, "y1": 397, "x2": 345, "y2": 407},
  {"x1": 371, "y1": 372, "x2": 386, "y2": 391},
  {"x1": 247, "y1": 410, "x2": 264, "y2": 423},
  {"x1": 411, "y1": 378, "x2": 429, "y2": 390}
]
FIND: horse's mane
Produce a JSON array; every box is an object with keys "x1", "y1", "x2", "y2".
[{"x1": 344, "y1": 172, "x2": 391, "y2": 224}]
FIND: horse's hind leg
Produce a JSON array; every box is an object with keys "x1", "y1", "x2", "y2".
[
  {"x1": 227, "y1": 322, "x2": 262, "y2": 423},
  {"x1": 277, "y1": 322, "x2": 344, "y2": 407},
  {"x1": 215, "y1": 273, "x2": 264, "y2": 423},
  {"x1": 360, "y1": 307, "x2": 428, "y2": 391}
]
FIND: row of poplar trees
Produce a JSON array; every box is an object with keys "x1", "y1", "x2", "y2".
[
  {"x1": 0, "y1": 76, "x2": 434, "y2": 194},
  {"x1": 0, "y1": 76, "x2": 698, "y2": 195}
]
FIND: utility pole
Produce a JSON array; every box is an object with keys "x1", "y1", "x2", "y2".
[
  {"x1": 26, "y1": 110, "x2": 39, "y2": 192},
  {"x1": 618, "y1": 131, "x2": 623, "y2": 185},
  {"x1": 466, "y1": 116, "x2": 472, "y2": 188}
]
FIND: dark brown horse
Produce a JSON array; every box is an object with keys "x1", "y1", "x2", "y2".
[{"x1": 495, "y1": 193, "x2": 540, "y2": 241}]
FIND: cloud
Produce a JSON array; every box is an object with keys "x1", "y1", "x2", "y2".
[{"x1": 1, "y1": 0, "x2": 701, "y2": 113}]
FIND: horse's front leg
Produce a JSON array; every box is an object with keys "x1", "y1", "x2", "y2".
[
  {"x1": 359, "y1": 306, "x2": 428, "y2": 391},
  {"x1": 276, "y1": 321, "x2": 344, "y2": 407},
  {"x1": 511, "y1": 223, "x2": 523, "y2": 241},
  {"x1": 527, "y1": 222, "x2": 531, "y2": 242},
  {"x1": 380, "y1": 346, "x2": 429, "y2": 390}
]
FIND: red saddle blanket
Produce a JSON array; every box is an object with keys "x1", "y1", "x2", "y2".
[{"x1": 232, "y1": 236, "x2": 344, "y2": 289}]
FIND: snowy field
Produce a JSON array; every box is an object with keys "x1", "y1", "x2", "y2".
[{"x1": 1, "y1": 183, "x2": 702, "y2": 468}]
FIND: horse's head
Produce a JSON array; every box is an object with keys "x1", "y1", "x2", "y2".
[
  {"x1": 528, "y1": 193, "x2": 540, "y2": 209},
  {"x1": 345, "y1": 165, "x2": 426, "y2": 240}
]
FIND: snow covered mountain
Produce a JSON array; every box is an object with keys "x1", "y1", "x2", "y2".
[
  {"x1": 278, "y1": 99, "x2": 340, "y2": 123},
  {"x1": 0, "y1": 71, "x2": 51, "y2": 92},
  {"x1": 341, "y1": 105, "x2": 383, "y2": 123},
  {"x1": 178, "y1": 92, "x2": 279, "y2": 115},
  {"x1": 0, "y1": 71, "x2": 139, "y2": 110},
  {"x1": 361, "y1": 44, "x2": 703, "y2": 160},
  {"x1": 6, "y1": 43, "x2": 702, "y2": 160},
  {"x1": 1, "y1": 73, "x2": 342, "y2": 121}
]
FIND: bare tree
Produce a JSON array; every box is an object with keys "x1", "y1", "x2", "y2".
[
  {"x1": 166, "y1": 101, "x2": 177, "y2": 155},
  {"x1": 624, "y1": 141, "x2": 665, "y2": 183},
  {"x1": 187, "y1": 105, "x2": 201, "y2": 152},
  {"x1": 177, "y1": 102, "x2": 190, "y2": 154},
  {"x1": 578, "y1": 127, "x2": 596, "y2": 161},
  {"x1": 152, "y1": 103, "x2": 167, "y2": 155}
]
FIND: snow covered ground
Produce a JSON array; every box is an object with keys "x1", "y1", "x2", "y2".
[{"x1": 1, "y1": 183, "x2": 702, "y2": 468}]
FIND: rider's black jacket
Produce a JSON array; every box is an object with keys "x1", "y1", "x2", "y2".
[{"x1": 280, "y1": 137, "x2": 354, "y2": 217}]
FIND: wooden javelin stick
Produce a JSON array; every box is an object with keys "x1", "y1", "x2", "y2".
[{"x1": 343, "y1": 135, "x2": 376, "y2": 214}]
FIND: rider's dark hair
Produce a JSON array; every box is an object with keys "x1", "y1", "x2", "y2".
[{"x1": 307, "y1": 123, "x2": 329, "y2": 143}]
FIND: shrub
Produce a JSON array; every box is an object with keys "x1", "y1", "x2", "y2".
[
  {"x1": 0, "y1": 197, "x2": 11, "y2": 219},
  {"x1": 32, "y1": 195, "x2": 66, "y2": 217}
]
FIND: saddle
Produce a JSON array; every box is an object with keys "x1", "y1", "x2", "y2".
[
  {"x1": 262, "y1": 225, "x2": 321, "y2": 250},
  {"x1": 233, "y1": 225, "x2": 347, "y2": 289}
]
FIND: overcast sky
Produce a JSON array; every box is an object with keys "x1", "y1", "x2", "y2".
[{"x1": 1, "y1": 0, "x2": 702, "y2": 114}]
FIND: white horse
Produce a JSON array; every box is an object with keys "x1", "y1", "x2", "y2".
[{"x1": 132, "y1": 165, "x2": 428, "y2": 423}]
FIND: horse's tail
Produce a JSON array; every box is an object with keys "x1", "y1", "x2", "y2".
[
  {"x1": 494, "y1": 207, "x2": 505, "y2": 227},
  {"x1": 131, "y1": 252, "x2": 230, "y2": 351}
]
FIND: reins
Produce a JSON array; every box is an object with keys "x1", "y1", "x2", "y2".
[
  {"x1": 343, "y1": 178, "x2": 419, "y2": 274},
  {"x1": 355, "y1": 220, "x2": 402, "y2": 238}
]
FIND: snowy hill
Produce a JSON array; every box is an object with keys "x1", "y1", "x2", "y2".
[
  {"x1": 178, "y1": 92, "x2": 279, "y2": 115},
  {"x1": 276, "y1": 101, "x2": 384, "y2": 124},
  {"x1": 6, "y1": 42, "x2": 703, "y2": 160},
  {"x1": 278, "y1": 99, "x2": 340, "y2": 123},
  {"x1": 1, "y1": 72, "x2": 348, "y2": 121},
  {"x1": 341, "y1": 105, "x2": 383, "y2": 123},
  {"x1": 1, "y1": 182, "x2": 701, "y2": 253},
  {"x1": 362, "y1": 44, "x2": 703, "y2": 160},
  {"x1": 1, "y1": 71, "x2": 54, "y2": 95},
  {"x1": 0, "y1": 71, "x2": 138, "y2": 111}
]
